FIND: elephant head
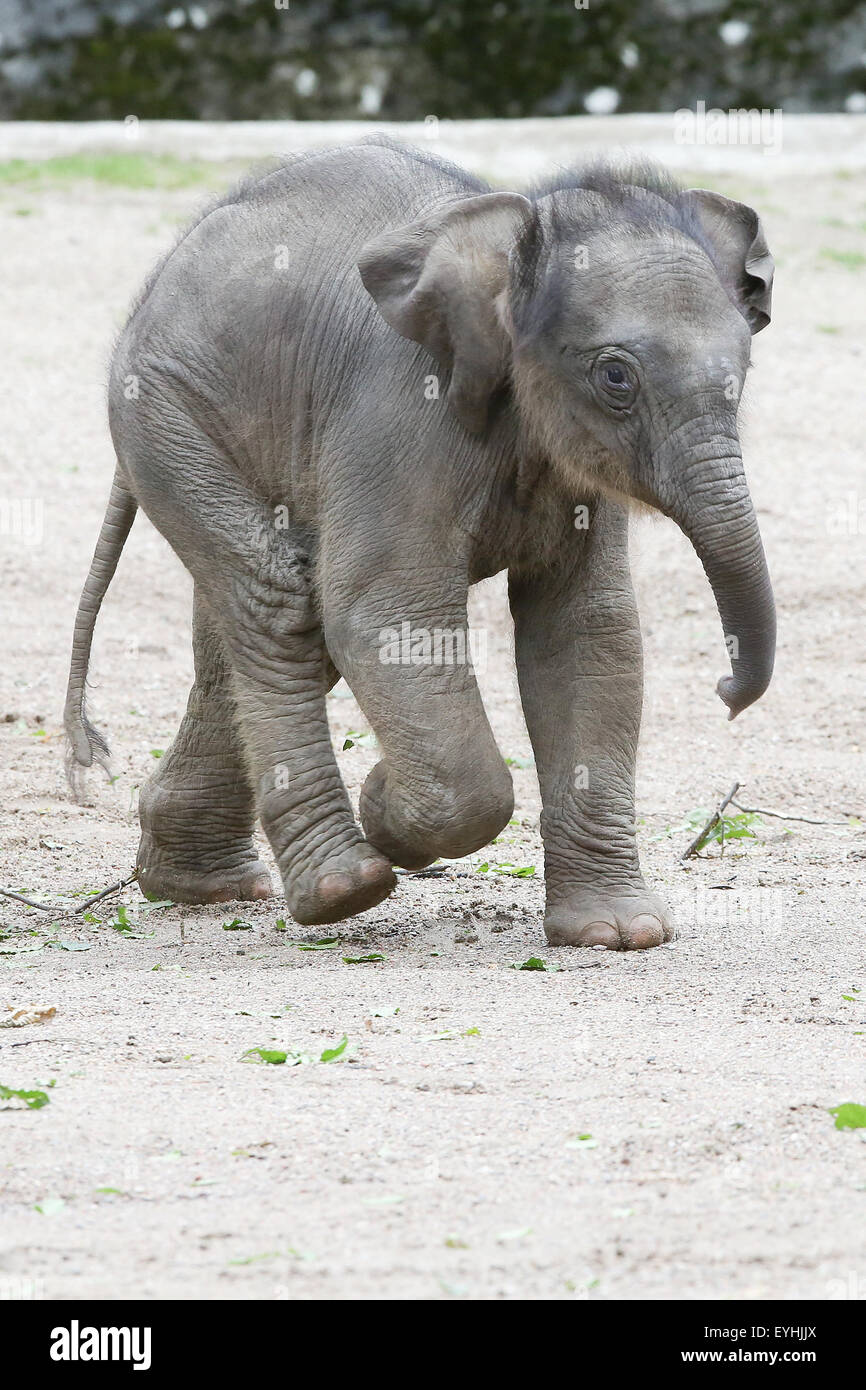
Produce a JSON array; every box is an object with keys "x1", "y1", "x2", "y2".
[{"x1": 358, "y1": 162, "x2": 776, "y2": 719}]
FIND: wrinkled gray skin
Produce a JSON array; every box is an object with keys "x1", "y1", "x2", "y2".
[{"x1": 64, "y1": 138, "x2": 776, "y2": 949}]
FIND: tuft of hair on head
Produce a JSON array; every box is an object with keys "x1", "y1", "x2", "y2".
[{"x1": 512, "y1": 155, "x2": 733, "y2": 321}]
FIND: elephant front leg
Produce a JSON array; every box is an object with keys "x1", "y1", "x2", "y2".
[
  {"x1": 509, "y1": 513, "x2": 674, "y2": 951},
  {"x1": 323, "y1": 576, "x2": 514, "y2": 870}
]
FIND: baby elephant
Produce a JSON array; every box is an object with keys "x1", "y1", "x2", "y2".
[{"x1": 64, "y1": 137, "x2": 775, "y2": 949}]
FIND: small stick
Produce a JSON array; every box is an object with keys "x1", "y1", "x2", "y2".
[
  {"x1": 730, "y1": 799, "x2": 854, "y2": 827},
  {"x1": 681, "y1": 782, "x2": 740, "y2": 861},
  {"x1": 73, "y1": 871, "x2": 138, "y2": 915},
  {"x1": 0, "y1": 888, "x2": 55, "y2": 911}
]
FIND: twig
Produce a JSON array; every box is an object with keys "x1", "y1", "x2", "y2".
[
  {"x1": 0, "y1": 888, "x2": 55, "y2": 911},
  {"x1": 73, "y1": 871, "x2": 139, "y2": 915},
  {"x1": 730, "y1": 800, "x2": 854, "y2": 827},
  {"x1": 681, "y1": 782, "x2": 740, "y2": 861},
  {"x1": 394, "y1": 866, "x2": 448, "y2": 878},
  {"x1": 1, "y1": 869, "x2": 139, "y2": 917}
]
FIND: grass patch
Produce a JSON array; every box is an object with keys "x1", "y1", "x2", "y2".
[
  {"x1": 820, "y1": 247, "x2": 866, "y2": 271},
  {"x1": 0, "y1": 152, "x2": 234, "y2": 191}
]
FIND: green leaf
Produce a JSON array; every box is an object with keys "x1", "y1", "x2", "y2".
[
  {"x1": 228, "y1": 1251, "x2": 281, "y2": 1266},
  {"x1": 342, "y1": 953, "x2": 384, "y2": 964},
  {"x1": 695, "y1": 811, "x2": 761, "y2": 853},
  {"x1": 320, "y1": 1034, "x2": 349, "y2": 1063},
  {"x1": 241, "y1": 1048, "x2": 288, "y2": 1065},
  {"x1": 106, "y1": 904, "x2": 135, "y2": 933},
  {"x1": 829, "y1": 1103, "x2": 866, "y2": 1130},
  {"x1": 47, "y1": 939, "x2": 92, "y2": 951},
  {"x1": 223, "y1": 918, "x2": 253, "y2": 931},
  {"x1": 141, "y1": 886, "x2": 172, "y2": 903},
  {"x1": 342, "y1": 730, "x2": 378, "y2": 751},
  {"x1": 510, "y1": 957, "x2": 561, "y2": 972},
  {"x1": 34, "y1": 1196, "x2": 66, "y2": 1216},
  {"x1": 149, "y1": 748, "x2": 164, "y2": 759},
  {"x1": 297, "y1": 938, "x2": 340, "y2": 950},
  {"x1": 566, "y1": 1133, "x2": 598, "y2": 1149},
  {"x1": 0, "y1": 1082, "x2": 50, "y2": 1109},
  {"x1": 137, "y1": 899, "x2": 173, "y2": 914},
  {"x1": 274, "y1": 919, "x2": 287, "y2": 931}
]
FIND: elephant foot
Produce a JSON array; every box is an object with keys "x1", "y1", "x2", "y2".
[
  {"x1": 544, "y1": 885, "x2": 674, "y2": 951},
  {"x1": 359, "y1": 758, "x2": 513, "y2": 868},
  {"x1": 137, "y1": 776, "x2": 271, "y2": 904},
  {"x1": 136, "y1": 834, "x2": 274, "y2": 904},
  {"x1": 285, "y1": 841, "x2": 396, "y2": 927}
]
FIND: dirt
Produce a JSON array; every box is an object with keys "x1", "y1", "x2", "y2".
[{"x1": 0, "y1": 118, "x2": 864, "y2": 1302}]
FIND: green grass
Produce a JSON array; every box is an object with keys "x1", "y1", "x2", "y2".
[
  {"x1": 820, "y1": 247, "x2": 866, "y2": 271},
  {"x1": 0, "y1": 152, "x2": 234, "y2": 191}
]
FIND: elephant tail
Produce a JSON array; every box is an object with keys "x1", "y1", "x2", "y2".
[{"x1": 64, "y1": 465, "x2": 138, "y2": 802}]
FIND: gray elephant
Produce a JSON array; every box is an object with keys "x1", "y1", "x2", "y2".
[{"x1": 64, "y1": 137, "x2": 775, "y2": 949}]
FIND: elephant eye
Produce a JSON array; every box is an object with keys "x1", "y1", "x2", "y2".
[{"x1": 593, "y1": 355, "x2": 638, "y2": 411}]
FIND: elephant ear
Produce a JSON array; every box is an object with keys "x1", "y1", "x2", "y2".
[
  {"x1": 358, "y1": 192, "x2": 533, "y2": 433},
  {"x1": 681, "y1": 189, "x2": 774, "y2": 333}
]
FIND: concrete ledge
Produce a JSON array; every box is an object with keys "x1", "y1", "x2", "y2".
[{"x1": 0, "y1": 114, "x2": 864, "y2": 179}]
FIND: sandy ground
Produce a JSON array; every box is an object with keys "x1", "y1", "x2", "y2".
[{"x1": 0, "y1": 118, "x2": 865, "y2": 1303}]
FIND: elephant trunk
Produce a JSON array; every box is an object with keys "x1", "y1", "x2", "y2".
[{"x1": 653, "y1": 434, "x2": 776, "y2": 720}]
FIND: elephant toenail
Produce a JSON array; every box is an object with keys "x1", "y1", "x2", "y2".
[
  {"x1": 317, "y1": 871, "x2": 353, "y2": 903},
  {"x1": 579, "y1": 921, "x2": 620, "y2": 950},
  {"x1": 358, "y1": 856, "x2": 392, "y2": 886},
  {"x1": 625, "y1": 914, "x2": 664, "y2": 950}
]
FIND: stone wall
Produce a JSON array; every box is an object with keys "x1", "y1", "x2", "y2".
[{"x1": 0, "y1": 1, "x2": 864, "y2": 120}]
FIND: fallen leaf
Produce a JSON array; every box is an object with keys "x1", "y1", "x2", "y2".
[
  {"x1": 241, "y1": 1048, "x2": 289, "y2": 1065},
  {"x1": 34, "y1": 1196, "x2": 66, "y2": 1216},
  {"x1": 829, "y1": 1102, "x2": 866, "y2": 1130},
  {"x1": 0, "y1": 1004, "x2": 56, "y2": 1029},
  {"x1": 320, "y1": 1035, "x2": 349, "y2": 1063},
  {"x1": 0, "y1": 1083, "x2": 51, "y2": 1110}
]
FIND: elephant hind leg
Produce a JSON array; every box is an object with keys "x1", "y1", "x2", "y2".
[
  {"x1": 136, "y1": 590, "x2": 273, "y2": 904},
  {"x1": 216, "y1": 546, "x2": 395, "y2": 927},
  {"x1": 122, "y1": 418, "x2": 393, "y2": 925}
]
